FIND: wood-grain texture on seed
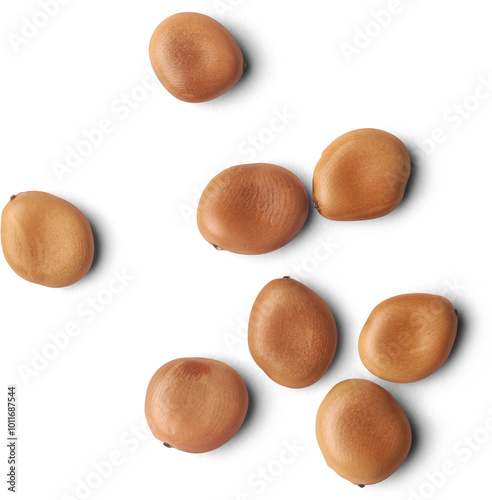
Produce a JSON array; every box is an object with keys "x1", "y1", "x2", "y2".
[
  {"x1": 1, "y1": 191, "x2": 94, "y2": 287},
  {"x1": 359, "y1": 293, "x2": 458, "y2": 383},
  {"x1": 149, "y1": 12, "x2": 244, "y2": 103},
  {"x1": 145, "y1": 358, "x2": 249, "y2": 453},
  {"x1": 316, "y1": 378, "x2": 412, "y2": 486},
  {"x1": 313, "y1": 128, "x2": 411, "y2": 220},
  {"x1": 197, "y1": 164, "x2": 309, "y2": 255},
  {"x1": 249, "y1": 277, "x2": 337, "y2": 388}
]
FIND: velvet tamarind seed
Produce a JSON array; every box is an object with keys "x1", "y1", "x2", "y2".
[
  {"x1": 197, "y1": 163, "x2": 309, "y2": 255},
  {"x1": 248, "y1": 277, "x2": 337, "y2": 388},
  {"x1": 316, "y1": 378, "x2": 412, "y2": 486},
  {"x1": 1, "y1": 191, "x2": 94, "y2": 287},
  {"x1": 359, "y1": 293, "x2": 458, "y2": 383},
  {"x1": 313, "y1": 128, "x2": 411, "y2": 221},
  {"x1": 149, "y1": 12, "x2": 244, "y2": 103},
  {"x1": 145, "y1": 357, "x2": 249, "y2": 453}
]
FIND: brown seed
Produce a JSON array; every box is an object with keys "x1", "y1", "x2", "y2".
[
  {"x1": 248, "y1": 277, "x2": 337, "y2": 388},
  {"x1": 1, "y1": 191, "x2": 94, "y2": 287},
  {"x1": 145, "y1": 358, "x2": 249, "y2": 453},
  {"x1": 197, "y1": 164, "x2": 309, "y2": 255},
  {"x1": 149, "y1": 12, "x2": 244, "y2": 103},
  {"x1": 312, "y1": 128, "x2": 411, "y2": 220},
  {"x1": 359, "y1": 293, "x2": 458, "y2": 383},
  {"x1": 316, "y1": 378, "x2": 412, "y2": 486}
]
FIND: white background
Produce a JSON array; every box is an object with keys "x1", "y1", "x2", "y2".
[{"x1": 1, "y1": 0, "x2": 491, "y2": 499}]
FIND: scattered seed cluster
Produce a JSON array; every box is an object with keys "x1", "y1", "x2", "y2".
[{"x1": 0, "y1": 11, "x2": 461, "y2": 490}]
